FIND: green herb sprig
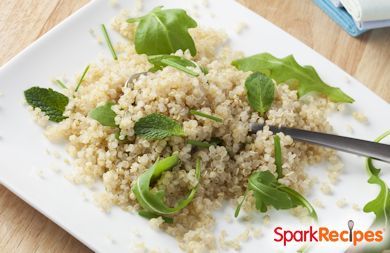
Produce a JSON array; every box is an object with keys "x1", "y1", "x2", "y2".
[
  {"x1": 234, "y1": 171, "x2": 317, "y2": 220},
  {"x1": 24, "y1": 87, "x2": 69, "y2": 123},
  {"x1": 101, "y1": 24, "x2": 118, "y2": 60},
  {"x1": 134, "y1": 113, "x2": 185, "y2": 140},
  {"x1": 233, "y1": 53, "x2": 354, "y2": 103},
  {"x1": 187, "y1": 140, "x2": 213, "y2": 149},
  {"x1": 89, "y1": 102, "x2": 117, "y2": 127},
  {"x1": 132, "y1": 155, "x2": 201, "y2": 219},
  {"x1": 138, "y1": 210, "x2": 174, "y2": 223},
  {"x1": 128, "y1": 7, "x2": 197, "y2": 56},
  {"x1": 55, "y1": 79, "x2": 67, "y2": 89},
  {"x1": 363, "y1": 131, "x2": 390, "y2": 227},
  {"x1": 75, "y1": 65, "x2": 90, "y2": 92},
  {"x1": 274, "y1": 135, "x2": 283, "y2": 179},
  {"x1": 148, "y1": 55, "x2": 199, "y2": 76},
  {"x1": 245, "y1": 72, "x2": 275, "y2": 116},
  {"x1": 190, "y1": 110, "x2": 223, "y2": 123}
]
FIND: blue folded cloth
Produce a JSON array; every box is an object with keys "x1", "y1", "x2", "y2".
[
  {"x1": 332, "y1": 0, "x2": 390, "y2": 30},
  {"x1": 313, "y1": 0, "x2": 366, "y2": 37}
]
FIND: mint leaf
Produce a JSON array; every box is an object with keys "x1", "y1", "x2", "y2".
[
  {"x1": 134, "y1": 113, "x2": 185, "y2": 140},
  {"x1": 132, "y1": 155, "x2": 201, "y2": 216},
  {"x1": 24, "y1": 87, "x2": 69, "y2": 123},
  {"x1": 189, "y1": 110, "x2": 223, "y2": 123},
  {"x1": 235, "y1": 171, "x2": 317, "y2": 220},
  {"x1": 128, "y1": 7, "x2": 197, "y2": 56},
  {"x1": 274, "y1": 135, "x2": 283, "y2": 179},
  {"x1": 363, "y1": 131, "x2": 390, "y2": 227},
  {"x1": 148, "y1": 55, "x2": 199, "y2": 76},
  {"x1": 89, "y1": 102, "x2": 117, "y2": 127},
  {"x1": 232, "y1": 53, "x2": 354, "y2": 103},
  {"x1": 245, "y1": 72, "x2": 275, "y2": 116}
]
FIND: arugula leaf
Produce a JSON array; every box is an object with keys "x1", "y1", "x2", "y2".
[
  {"x1": 132, "y1": 155, "x2": 201, "y2": 216},
  {"x1": 127, "y1": 7, "x2": 197, "y2": 56},
  {"x1": 245, "y1": 72, "x2": 275, "y2": 116},
  {"x1": 234, "y1": 190, "x2": 249, "y2": 218},
  {"x1": 134, "y1": 113, "x2": 185, "y2": 140},
  {"x1": 235, "y1": 171, "x2": 317, "y2": 220},
  {"x1": 148, "y1": 55, "x2": 199, "y2": 76},
  {"x1": 101, "y1": 24, "x2": 118, "y2": 60},
  {"x1": 274, "y1": 135, "x2": 283, "y2": 179},
  {"x1": 24, "y1": 87, "x2": 69, "y2": 123},
  {"x1": 232, "y1": 53, "x2": 354, "y2": 103},
  {"x1": 363, "y1": 131, "x2": 390, "y2": 227},
  {"x1": 248, "y1": 171, "x2": 293, "y2": 212},
  {"x1": 189, "y1": 110, "x2": 223, "y2": 123},
  {"x1": 279, "y1": 186, "x2": 318, "y2": 221},
  {"x1": 89, "y1": 102, "x2": 117, "y2": 127},
  {"x1": 138, "y1": 210, "x2": 173, "y2": 223}
]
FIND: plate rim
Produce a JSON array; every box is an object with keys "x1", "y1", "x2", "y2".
[{"x1": 0, "y1": 0, "x2": 388, "y2": 252}]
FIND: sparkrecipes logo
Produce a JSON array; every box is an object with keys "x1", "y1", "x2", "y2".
[{"x1": 274, "y1": 220, "x2": 384, "y2": 246}]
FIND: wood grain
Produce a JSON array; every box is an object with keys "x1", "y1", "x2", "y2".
[{"x1": 0, "y1": 0, "x2": 389, "y2": 252}]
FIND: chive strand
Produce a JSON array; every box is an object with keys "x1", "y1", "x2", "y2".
[
  {"x1": 75, "y1": 65, "x2": 90, "y2": 92},
  {"x1": 187, "y1": 140, "x2": 212, "y2": 149},
  {"x1": 161, "y1": 59, "x2": 199, "y2": 77},
  {"x1": 274, "y1": 135, "x2": 283, "y2": 179},
  {"x1": 55, "y1": 79, "x2": 67, "y2": 89},
  {"x1": 101, "y1": 24, "x2": 118, "y2": 60},
  {"x1": 189, "y1": 110, "x2": 223, "y2": 123}
]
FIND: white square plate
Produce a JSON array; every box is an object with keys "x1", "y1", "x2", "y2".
[{"x1": 0, "y1": 0, "x2": 389, "y2": 252}]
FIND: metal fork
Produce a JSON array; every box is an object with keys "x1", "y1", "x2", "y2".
[
  {"x1": 250, "y1": 124, "x2": 390, "y2": 163},
  {"x1": 124, "y1": 72, "x2": 148, "y2": 88}
]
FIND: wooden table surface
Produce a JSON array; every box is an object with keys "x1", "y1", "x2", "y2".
[{"x1": 0, "y1": 0, "x2": 389, "y2": 252}]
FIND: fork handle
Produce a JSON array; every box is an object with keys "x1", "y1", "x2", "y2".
[{"x1": 251, "y1": 124, "x2": 390, "y2": 163}]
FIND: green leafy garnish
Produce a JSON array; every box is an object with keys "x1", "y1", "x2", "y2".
[
  {"x1": 148, "y1": 55, "x2": 199, "y2": 76},
  {"x1": 235, "y1": 171, "x2": 317, "y2": 220},
  {"x1": 189, "y1": 110, "x2": 223, "y2": 123},
  {"x1": 54, "y1": 79, "x2": 67, "y2": 89},
  {"x1": 24, "y1": 87, "x2": 69, "y2": 123},
  {"x1": 132, "y1": 155, "x2": 201, "y2": 216},
  {"x1": 134, "y1": 113, "x2": 185, "y2": 140},
  {"x1": 127, "y1": 6, "x2": 197, "y2": 56},
  {"x1": 199, "y1": 65, "x2": 209, "y2": 75},
  {"x1": 187, "y1": 140, "x2": 213, "y2": 149},
  {"x1": 245, "y1": 72, "x2": 275, "y2": 116},
  {"x1": 75, "y1": 65, "x2": 90, "y2": 92},
  {"x1": 138, "y1": 210, "x2": 173, "y2": 223},
  {"x1": 363, "y1": 131, "x2": 390, "y2": 227},
  {"x1": 101, "y1": 24, "x2": 118, "y2": 60},
  {"x1": 89, "y1": 102, "x2": 117, "y2": 127},
  {"x1": 187, "y1": 137, "x2": 223, "y2": 149},
  {"x1": 274, "y1": 135, "x2": 283, "y2": 179},
  {"x1": 232, "y1": 53, "x2": 354, "y2": 103}
]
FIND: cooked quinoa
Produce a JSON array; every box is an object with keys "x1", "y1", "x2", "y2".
[{"x1": 28, "y1": 11, "x2": 346, "y2": 253}]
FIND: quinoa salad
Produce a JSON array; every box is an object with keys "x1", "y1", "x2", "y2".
[{"x1": 21, "y1": 5, "x2": 369, "y2": 253}]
